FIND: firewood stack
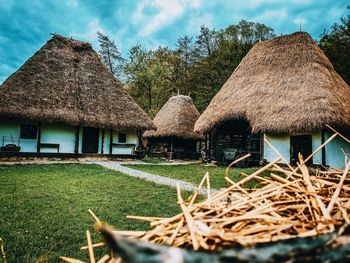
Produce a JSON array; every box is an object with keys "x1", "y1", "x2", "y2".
[{"x1": 60, "y1": 129, "x2": 350, "y2": 263}]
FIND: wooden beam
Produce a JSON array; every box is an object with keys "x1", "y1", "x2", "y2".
[
  {"x1": 36, "y1": 122, "x2": 41, "y2": 153},
  {"x1": 321, "y1": 130, "x2": 326, "y2": 166},
  {"x1": 74, "y1": 126, "x2": 80, "y2": 154},
  {"x1": 137, "y1": 130, "x2": 142, "y2": 150},
  {"x1": 101, "y1": 128, "x2": 105, "y2": 154},
  {"x1": 209, "y1": 132, "x2": 213, "y2": 159},
  {"x1": 260, "y1": 133, "x2": 264, "y2": 163},
  {"x1": 326, "y1": 125, "x2": 350, "y2": 144},
  {"x1": 170, "y1": 140, "x2": 174, "y2": 160},
  {"x1": 109, "y1": 128, "x2": 113, "y2": 155}
]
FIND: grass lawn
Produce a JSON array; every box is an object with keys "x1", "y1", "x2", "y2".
[
  {"x1": 123, "y1": 163, "x2": 260, "y2": 189},
  {"x1": 0, "y1": 164, "x2": 186, "y2": 262}
]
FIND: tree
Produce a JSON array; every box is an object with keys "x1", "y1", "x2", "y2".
[
  {"x1": 255, "y1": 23, "x2": 275, "y2": 41},
  {"x1": 319, "y1": 6, "x2": 350, "y2": 85},
  {"x1": 177, "y1": 36, "x2": 194, "y2": 65},
  {"x1": 195, "y1": 25, "x2": 217, "y2": 58},
  {"x1": 175, "y1": 36, "x2": 195, "y2": 93},
  {"x1": 124, "y1": 45, "x2": 154, "y2": 113},
  {"x1": 123, "y1": 46, "x2": 176, "y2": 117},
  {"x1": 189, "y1": 20, "x2": 275, "y2": 112},
  {"x1": 122, "y1": 20, "x2": 276, "y2": 115},
  {"x1": 97, "y1": 31, "x2": 124, "y2": 78},
  {"x1": 237, "y1": 20, "x2": 255, "y2": 45}
]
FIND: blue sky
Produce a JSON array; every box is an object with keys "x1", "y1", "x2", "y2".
[{"x1": 0, "y1": 0, "x2": 348, "y2": 83}]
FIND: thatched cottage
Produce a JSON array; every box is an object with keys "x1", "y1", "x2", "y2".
[
  {"x1": 143, "y1": 95, "x2": 203, "y2": 159},
  {"x1": 0, "y1": 35, "x2": 155, "y2": 157},
  {"x1": 194, "y1": 32, "x2": 350, "y2": 168}
]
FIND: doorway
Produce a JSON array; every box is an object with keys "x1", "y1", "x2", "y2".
[
  {"x1": 82, "y1": 127, "x2": 99, "y2": 153},
  {"x1": 290, "y1": 134, "x2": 312, "y2": 165},
  {"x1": 212, "y1": 119, "x2": 262, "y2": 166}
]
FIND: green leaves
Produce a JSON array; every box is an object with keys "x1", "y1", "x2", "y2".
[
  {"x1": 97, "y1": 31, "x2": 124, "y2": 78},
  {"x1": 319, "y1": 6, "x2": 350, "y2": 85},
  {"x1": 97, "y1": 20, "x2": 276, "y2": 117}
]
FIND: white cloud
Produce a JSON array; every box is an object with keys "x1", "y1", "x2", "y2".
[
  {"x1": 186, "y1": 13, "x2": 214, "y2": 34},
  {"x1": 70, "y1": 18, "x2": 105, "y2": 46},
  {"x1": 254, "y1": 9, "x2": 288, "y2": 21},
  {"x1": 132, "y1": 1, "x2": 146, "y2": 22},
  {"x1": 189, "y1": 0, "x2": 202, "y2": 8},
  {"x1": 71, "y1": 19, "x2": 126, "y2": 54},
  {"x1": 133, "y1": 0, "x2": 202, "y2": 36}
]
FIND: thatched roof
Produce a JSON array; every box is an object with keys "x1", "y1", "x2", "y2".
[
  {"x1": 143, "y1": 95, "x2": 203, "y2": 140},
  {"x1": 194, "y1": 32, "x2": 350, "y2": 134},
  {"x1": 0, "y1": 35, "x2": 155, "y2": 130}
]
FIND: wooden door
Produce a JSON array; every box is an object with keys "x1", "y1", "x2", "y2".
[
  {"x1": 290, "y1": 135, "x2": 312, "y2": 165},
  {"x1": 82, "y1": 127, "x2": 99, "y2": 153}
]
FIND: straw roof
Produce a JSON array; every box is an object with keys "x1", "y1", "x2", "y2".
[
  {"x1": 194, "y1": 32, "x2": 350, "y2": 134},
  {"x1": 143, "y1": 95, "x2": 204, "y2": 140},
  {"x1": 0, "y1": 35, "x2": 155, "y2": 130}
]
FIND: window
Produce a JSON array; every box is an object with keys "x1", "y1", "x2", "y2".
[
  {"x1": 118, "y1": 133, "x2": 127, "y2": 143},
  {"x1": 20, "y1": 124, "x2": 38, "y2": 139}
]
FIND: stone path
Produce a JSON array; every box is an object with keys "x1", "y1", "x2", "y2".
[{"x1": 93, "y1": 161, "x2": 209, "y2": 194}]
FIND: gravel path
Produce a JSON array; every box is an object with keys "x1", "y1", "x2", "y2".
[{"x1": 93, "y1": 161, "x2": 209, "y2": 194}]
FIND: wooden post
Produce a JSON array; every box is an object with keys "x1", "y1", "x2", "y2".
[
  {"x1": 74, "y1": 126, "x2": 80, "y2": 154},
  {"x1": 321, "y1": 130, "x2": 326, "y2": 166},
  {"x1": 137, "y1": 130, "x2": 143, "y2": 150},
  {"x1": 204, "y1": 134, "x2": 208, "y2": 158},
  {"x1": 101, "y1": 128, "x2": 105, "y2": 154},
  {"x1": 109, "y1": 128, "x2": 113, "y2": 155},
  {"x1": 36, "y1": 122, "x2": 41, "y2": 153},
  {"x1": 209, "y1": 131, "x2": 213, "y2": 159},
  {"x1": 170, "y1": 140, "x2": 174, "y2": 160},
  {"x1": 260, "y1": 133, "x2": 264, "y2": 163}
]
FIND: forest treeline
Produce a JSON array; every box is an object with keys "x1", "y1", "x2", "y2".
[
  {"x1": 98, "y1": 20, "x2": 275, "y2": 116},
  {"x1": 98, "y1": 7, "x2": 350, "y2": 117}
]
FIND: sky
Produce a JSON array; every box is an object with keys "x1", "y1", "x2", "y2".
[{"x1": 0, "y1": 0, "x2": 348, "y2": 83}]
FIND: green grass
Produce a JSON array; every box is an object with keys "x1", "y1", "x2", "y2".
[
  {"x1": 0, "y1": 164, "x2": 185, "y2": 262},
  {"x1": 123, "y1": 163, "x2": 260, "y2": 189}
]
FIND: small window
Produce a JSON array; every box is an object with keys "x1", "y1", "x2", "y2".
[
  {"x1": 118, "y1": 133, "x2": 127, "y2": 143},
  {"x1": 20, "y1": 124, "x2": 38, "y2": 139}
]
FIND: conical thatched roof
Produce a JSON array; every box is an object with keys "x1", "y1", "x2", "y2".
[
  {"x1": 143, "y1": 95, "x2": 203, "y2": 140},
  {"x1": 195, "y1": 32, "x2": 350, "y2": 134},
  {"x1": 0, "y1": 35, "x2": 155, "y2": 130}
]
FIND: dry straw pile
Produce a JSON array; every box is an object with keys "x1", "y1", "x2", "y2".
[{"x1": 60, "y1": 128, "x2": 350, "y2": 263}]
